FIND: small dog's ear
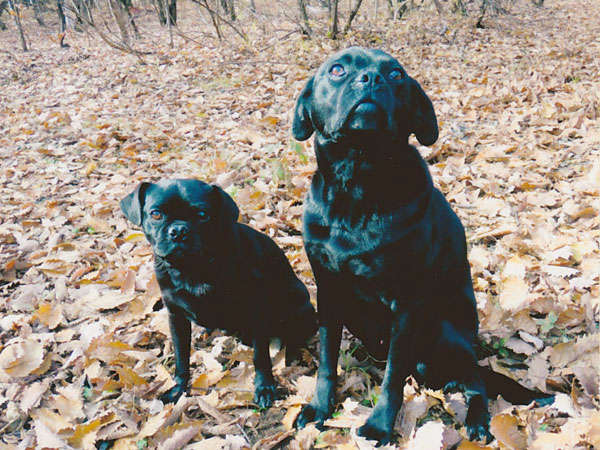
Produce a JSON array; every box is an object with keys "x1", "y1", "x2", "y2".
[
  {"x1": 120, "y1": 182, "x2": 150, "y2": 226},
  {"x1": 292, "y1": 76, "x2": 315, "y2": 141},
  {"x1": 409, "y1": 78, "x2": 438, "y2": 146},
  {"x1": 212, "y1": 185, "x2": 239, "y2": 223}
]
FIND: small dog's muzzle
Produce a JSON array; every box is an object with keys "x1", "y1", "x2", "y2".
[{"x1": 167, "y1": 223, "x2": 189, "y2": 242}]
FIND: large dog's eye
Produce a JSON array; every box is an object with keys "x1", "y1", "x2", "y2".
[
  {"x1": 197, "y1": 210, "x2": 210, "y2": 222},
  {"x1": 329, "y1": 64, "x2": 346, "y2": 79},
  {"x1": 150, "y1": 210, "x2": 163, "y2": 221},
  {"x1": 389, "y1": 69, "x2": 405, "y2": 80}
]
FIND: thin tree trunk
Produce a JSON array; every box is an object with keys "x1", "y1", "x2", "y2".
[
  {"x1": 0, "y1": 0, "x2": 9, "y2": 30},
  {"x1": 155, "y1": 0, "x2": 166, "y2": 24},
  {"x1": 343, "y1": 0, "x2": 363, "y2": 33},
  {"x1": 33, "y1": 0, "x2": 46, "y2": 26},
  {"x1": 198, "y1": 0, "x2": 222, "y2": 39},
  {"x1": 297, "y1": 0, "x2": 312, "y2": 35},
  {"x1": 167, "y1": 0, "x2": 176, "y2": 24},
  {"x1": 330, "y1": 0, "x2": 338, "y2": 39},
  {"x1": 8, "y1": 0, "x2": 28, "y2": 51},
  {"x1": 108, "y1": 0, "x2": 130, "y2": 45},
  {"x1": 452, "y1": 0, "x2": 466, "y2": 15},
  {"x1": 119, "y1": 0, "x2": 139, "y2": 37},
  {"x1": 56, "y1": 0, "x2": 69, "y2": 46}
]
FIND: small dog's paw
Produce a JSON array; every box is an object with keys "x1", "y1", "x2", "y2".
[
  {"x1": 253, "y1": 384, "x2": 277, "y2": 409},
  {"x1": 466, "y1": 423, "x2": 493, "y2": 443},
  {"x1": 357, "y1": 420, "x2": 392, "y2": 445},
  {"x1": 295, "y1": 404, "x2": 330, "y2": 429},
  {"x1": 160, "y1": 384, "x2": 186, "y2": 404}
]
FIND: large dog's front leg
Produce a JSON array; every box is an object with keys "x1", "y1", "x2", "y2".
[
  {"x1": 252, "y1": 334, "x2": 276, "y2": 408},
  {"x1": 296, "y1": 318, "x2": 342, "y2": 428},
  {"x1": 160, "y1": 305, "x2": 192, "y2": 403},
  {"x1": 358, "y1": 310, "x2": 412, "y2": 444}
]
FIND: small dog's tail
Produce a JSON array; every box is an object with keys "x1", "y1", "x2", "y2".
[{"x1": 479, "y1": 367, "x2": 554, "y2": 406}]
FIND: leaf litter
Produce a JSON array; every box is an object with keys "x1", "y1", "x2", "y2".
[{"x1": 0, "y1": 0, "x2": 599, "y2": 448}]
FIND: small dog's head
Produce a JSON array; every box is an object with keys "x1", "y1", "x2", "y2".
[
  {"x1": 292, "y1": 47, "x2": 438, "y2": 145},
  {"x1": 120, "y1": 179, "x2": 239, "y2": 264}
]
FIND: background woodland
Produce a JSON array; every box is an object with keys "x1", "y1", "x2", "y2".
[{"x1": 0, "y1": 0, "x2": 599, "y2": 447}]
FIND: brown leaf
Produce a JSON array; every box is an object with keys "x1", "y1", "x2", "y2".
[{"x1": 489, "y1": 414, "x2": 526, "y2": 449}]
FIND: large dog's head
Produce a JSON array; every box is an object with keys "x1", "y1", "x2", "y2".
[
  {"x1": 120, "y1": 179, "x2": 239, "y2": 265},
  {"x1": 292, "y1": 47, "x2": 438, "y2": 145}
]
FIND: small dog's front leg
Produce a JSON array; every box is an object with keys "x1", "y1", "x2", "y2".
[
  {"x1": 160, "y1": 307, "x2": 191, "y2": 403},
  {"x1": 252, "y1": 334, "x2": 276, "y2": 408},
  {"x1": 358, "y1": 311, "x2": 412, "y2": 445},
  {"x1": 296, "y1": 320, "x2": 342, "y2": 428}
]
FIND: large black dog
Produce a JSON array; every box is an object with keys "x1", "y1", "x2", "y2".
[
  {"x1": 292, "y1": 47, "x2": 552, "y2": 444},
  {"x1": 121, "y1": 179, "x2": 316, "y2": 407}
]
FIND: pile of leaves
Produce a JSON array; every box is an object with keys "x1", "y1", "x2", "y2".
[{"x1": 0, "y1": 0, "x2": 598, "y2": 447}]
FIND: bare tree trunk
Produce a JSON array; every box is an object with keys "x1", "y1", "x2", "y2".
[
  {"x1": 452, "y1": 0, "x2": 467, "y2": 15},
  {"x1": 119, "y1": 0, "x2": 139, "y2": 37},
  {"x1": 56, "y1": 0, "x2": 69, "y2": 46},
  {"x1": 197, "y1": 0, "x2": 222, "y2": 39},
  {"x1": 155, "y1": 0, "x2": 166, "y2": 24},
  {"x1": 329, "y1": 0, "x2": 338, "y2": 39},
  {"x1": 432, "y1": 0, "x2": 443, "y2": 14},
  {"x1": 108, "y1": 0, "x2": 130, "y2": 45},
  {"x1": 192, "y1": 0, "x2": 246, "y2": 40},
  {"x1": 343, "y1": 0, "x2": 363, "y2": 33},
  {"x1": 249, "y1": 0, "x2": 255, "y2": 12},
  {"x1": 297, "y1": 0, "x2": 312, "y2": 35},
  {"x1": 220, "y1": 0, "x2": 234, "y2": 21},
  {"x1": 167, "y1": 0, "x2": 176, "y2": 24},
  {"x1": 0, "y1": 0, "x2": 8, "y2": 30},
  {"x1": 33, "y1": 0, "x2": 46, "y2": 26},
  {"x1": 8, "y1": 0, "x2": 28, "y2": 51}
]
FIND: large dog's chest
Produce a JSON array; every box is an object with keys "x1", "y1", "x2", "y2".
[{"x1": 303, "y1": 193, "x2": 434, "y2": 280}]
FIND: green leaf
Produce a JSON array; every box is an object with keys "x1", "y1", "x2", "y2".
[{"x1": 290, "y1": 139, "x2": 308, "y2": 163}]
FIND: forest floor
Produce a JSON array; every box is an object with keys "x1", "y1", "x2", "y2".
[{"x1": 0, "y1": 0, "x2": 599, "y2": 448}]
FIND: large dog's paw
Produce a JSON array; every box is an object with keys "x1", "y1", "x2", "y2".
[
  {"x1": 534, "y1": 394, "x2": 555, "y2": 407},
  {"x1": 357, "y1": 420, "x2": 392, "y2": 446},
  {"x1": 160, "y1": 383, "x2": 187, "y2": 404},
  {"x1": 253, "y1": 383, "x2": 277, "y2": 409},
  {"x1": 295, "y1": 403, "x2": 331, "y2": 429}
]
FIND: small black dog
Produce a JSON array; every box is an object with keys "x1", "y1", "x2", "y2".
[
  {"x1": 292, "y1": 47, "x2": 552, "y2": 443},
  {"x1": 120, "y1": 179, "x2": 316, "y2": 407}
]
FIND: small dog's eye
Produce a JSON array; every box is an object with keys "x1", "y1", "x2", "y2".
[
  {"x1": 198, "y1": 210, "x2": 210, "y2": 221},
  {"x1": 150, "y1": 210, "x2": 163, "y2": 221},
  {"x1": 389, "y1": 69, "x2": 404, "y2": 80},
  {"x1": 329, "y1": 64, "x2": 346, "y2": 78}
]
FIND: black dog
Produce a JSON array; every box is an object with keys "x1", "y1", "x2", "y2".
[
  {"x1": 292, "y1": 47, "x2": 552, "y2": 444},
  {"x1": 121, "y1": 179, "x2": 316, "y2": 407}
]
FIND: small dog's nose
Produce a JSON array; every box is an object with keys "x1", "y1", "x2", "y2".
[
  {"x1": 357, "y1": 70, "x2": 383, "y2": 85},
  {"x1": 168, "y1": 223, "x2": 189, "y2": 242}
]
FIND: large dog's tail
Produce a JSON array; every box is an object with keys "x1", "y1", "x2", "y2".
[{"x1": 479, "y1": 367, "x2": 554, "y2": 406}]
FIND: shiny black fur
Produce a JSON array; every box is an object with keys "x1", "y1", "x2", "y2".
[
  {"x1": 292, "y1": 47, "x2": 552, "y2": 444},
  {"x1": 121, "y1": 179, "x2": 316, "y2": 407}
]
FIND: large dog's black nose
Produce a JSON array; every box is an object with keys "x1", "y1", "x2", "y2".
[
  {"x1": 356, "y1": 70, "x2": 383, "y2": 86},
  {"x1": 168, "y1": 223, "x2": 189, "y2": 242}
]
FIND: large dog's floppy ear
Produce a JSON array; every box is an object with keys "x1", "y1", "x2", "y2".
[
  {"x1": 120, "y1": 182, "x2": 150, "y2": 226},
  {"x1": 292, "y1": 76, "x2": 315, "y2": 141},
  {"x1": 409, "y1": 78, "x2": 439, "y2": 146},
  {"x1": 212, "y1": 185, "x2": 240, "y2": 223}
]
